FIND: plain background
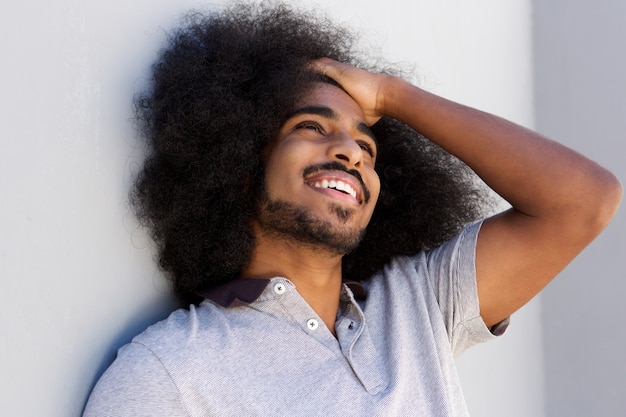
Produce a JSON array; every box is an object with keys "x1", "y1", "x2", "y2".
[
  {"x1": 0, "y1": 1, "x2": 623, "y2": 416},
  {"x1": 534, "y1": 1, "x2": 626, "y2": 416}
]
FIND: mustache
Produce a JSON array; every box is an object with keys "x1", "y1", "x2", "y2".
[{"x1": 302, "y1": 161, "x2": 371, "y2": 203}]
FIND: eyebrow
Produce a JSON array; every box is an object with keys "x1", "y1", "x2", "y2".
[
  {"x1": 289, "y1": 105, "x2": 338, "y2": 121},
  {"x1": 288, "y1": 105, "x2": 378, "y2": 148}
]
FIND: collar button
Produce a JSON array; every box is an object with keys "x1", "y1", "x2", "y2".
[{"x1": 273, "y1": 283, "x2": 286, "y2": 295}]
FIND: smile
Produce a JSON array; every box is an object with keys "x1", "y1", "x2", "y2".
[
  {"x1": 312, "y1": 179, "x2": 357, "y2": 200},
  {"x1": 304, "y1": 171, "x2": 363, "y2": 204},
  {"x1": 302, "y1": 162, "x2": 370, "y2": 204}
]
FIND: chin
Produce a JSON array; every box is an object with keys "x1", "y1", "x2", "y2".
[{"x1": 258, "y1": 196, "x2": 366, "y2": 255}]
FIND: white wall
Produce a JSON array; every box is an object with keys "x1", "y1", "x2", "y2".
[
  {"x1": 533, "y1": 1, "x2": 626, "y2": 416},
  {"x1": 0, "y1": 2, "x2": 198, "y2": 416},
  {"x1": 0, "y1": 1, "x2": 542, "y2": 416}
]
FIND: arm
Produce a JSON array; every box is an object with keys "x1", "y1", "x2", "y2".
[{"x1": 316, "y1": 59, "x2": 623, "y2": 327}]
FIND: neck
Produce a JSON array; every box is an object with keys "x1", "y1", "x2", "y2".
[{"x1": 242, "y1": 227, "x2": 344, "y2": 336}]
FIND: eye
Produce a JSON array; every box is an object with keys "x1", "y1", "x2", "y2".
[
  {"x1": 358, "y1": 141, "x2": 376, "y2": 158},
  {"x1": 294, "y1": 121, "x2": 324, "y2": 134}
]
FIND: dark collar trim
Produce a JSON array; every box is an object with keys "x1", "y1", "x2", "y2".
[
  {"x1": 197, "y1": 278, "x2": 271, "y2": 308},
  {"x1": 344, "y1": 280, "x2": 367, "y2": 301},
  {"x1": 197, "y1": 278, "x2": 368, "y2": 308}
]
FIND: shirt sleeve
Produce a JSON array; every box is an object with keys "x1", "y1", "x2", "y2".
[
  {"x1": 425, "y1": 220, "x2": 509, "y2": 356},
  {"x1": 82, "y1": 342, "x2": 188, "y2": 417}
]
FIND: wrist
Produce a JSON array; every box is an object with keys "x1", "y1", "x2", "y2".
[{"x1": 377, "y1": 75, "x2": 413, "y2": 120}]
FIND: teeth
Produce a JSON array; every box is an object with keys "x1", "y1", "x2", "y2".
[{"x1": 313, "y1": 179, "x2": 357, "y2": 200}]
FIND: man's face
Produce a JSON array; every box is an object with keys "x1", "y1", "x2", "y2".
[{"x1": 257, "y1": 82, "x2": 381, "y2": 255}]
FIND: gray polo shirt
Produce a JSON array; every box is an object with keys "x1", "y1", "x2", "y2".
[{"x1": 83, "y1": 221, "x2": 506, "y2": 416}]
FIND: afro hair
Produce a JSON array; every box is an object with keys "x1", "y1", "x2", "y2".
[{"x1": 131, "y1": 1, "x2": 489, "y2": 298}]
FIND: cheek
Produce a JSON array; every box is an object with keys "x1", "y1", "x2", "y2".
[
  {"x1": 263, "y1": 145, "x2": 303, "y2": 196},
  {"x1": 263, "y1": 163, "x2": 287, "y2": 197},
  {"x1": 369, "y1": 171, "x2": 381, "y2": 203},
  {"x1": 266, "y1": 139, "x2": 316, "y2": 177}
]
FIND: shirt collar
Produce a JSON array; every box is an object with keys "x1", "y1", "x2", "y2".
[{"x1": 198, "y1": 277, "x2": 367, "y2": 308}]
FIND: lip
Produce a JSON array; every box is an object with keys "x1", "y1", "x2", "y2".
[{"x1": 304, "y1": 170, "x2": 364, "y2": 204}]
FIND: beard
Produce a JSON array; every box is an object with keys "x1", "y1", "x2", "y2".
[{"x1": 256, "y1": 190, "x2": 366, "y2": 256}]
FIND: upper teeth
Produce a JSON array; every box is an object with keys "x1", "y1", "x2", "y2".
[{"x1": 313, "y1": 179, "x2": 357, "y2": 200}]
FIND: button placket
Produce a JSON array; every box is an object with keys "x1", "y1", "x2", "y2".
[{"x1": 268, "y1": 278, "x2": 336, "y2": 343}]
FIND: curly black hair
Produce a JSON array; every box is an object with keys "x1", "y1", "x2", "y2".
[{"x1": 131, "y1": 1, "x2": 489, "y2": 297}]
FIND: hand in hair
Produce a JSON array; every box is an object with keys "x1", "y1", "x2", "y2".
[{"x1": 313, "y1": 58, "x2": 390, "y2": 126}]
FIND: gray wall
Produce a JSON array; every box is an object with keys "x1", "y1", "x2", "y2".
[{"x1": 533, "y1": 1, "x2": 626, "y2": 416}]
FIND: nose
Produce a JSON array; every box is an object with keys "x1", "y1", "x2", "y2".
[{"x1": 327, "y1": 131, "x2": 363, "y2": 168}]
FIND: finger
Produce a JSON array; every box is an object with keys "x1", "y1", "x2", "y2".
[{"x1": 309, "y1": 57, "x2": 345, "y2": 78}]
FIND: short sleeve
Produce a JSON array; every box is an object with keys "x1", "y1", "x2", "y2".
[
  {"x1": 82, "y1": 342, "x2": 188, "y2": 417},
  {"x1": 425, "y1": 221, "x2": 509, "y2": 356}
]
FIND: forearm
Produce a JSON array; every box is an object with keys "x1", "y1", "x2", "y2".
[
  {"x1": 381, "y1": 76, "x2": 622, "y2": 224},
  {"x1": 317, "y1": 57, "x2": 622, "y2": 325}
]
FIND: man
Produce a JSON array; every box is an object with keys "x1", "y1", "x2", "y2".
[{"x1": 84, "y1": 3, "x2": 622, "y2": 416}]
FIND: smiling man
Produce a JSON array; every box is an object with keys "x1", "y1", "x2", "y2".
[
  {"x1": 259, "y1": 86, "x2": 379, "y2": 253},
  {"x1": 83, "y1": 3, "x2": 622, "y2": 416},
  {"x1": 248, "y1": 82, "x2": 381, "y2": 334}
]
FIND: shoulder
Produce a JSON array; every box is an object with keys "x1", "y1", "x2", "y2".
[
  {"x1": 132, "y1": 301, "x2": 229, "y2": 355},
  {"x1": 83, "y1": 336, "x2": 188, "y2": 416},
  {"x1": 84, "y1": 302, "x2": 229, "y2": 416},
  {"x1": 362, "y1": 220, "x2": 501, "y2": 354},
  {"x1": 426, "y1": 220, "x2": 482, "y2": 266},
  {"x1": 105, "y1": 303, "x2": 223, "y2": 379},
  {"x1": 367, "y1": 220, "x2": 483, "y2": 286}
]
